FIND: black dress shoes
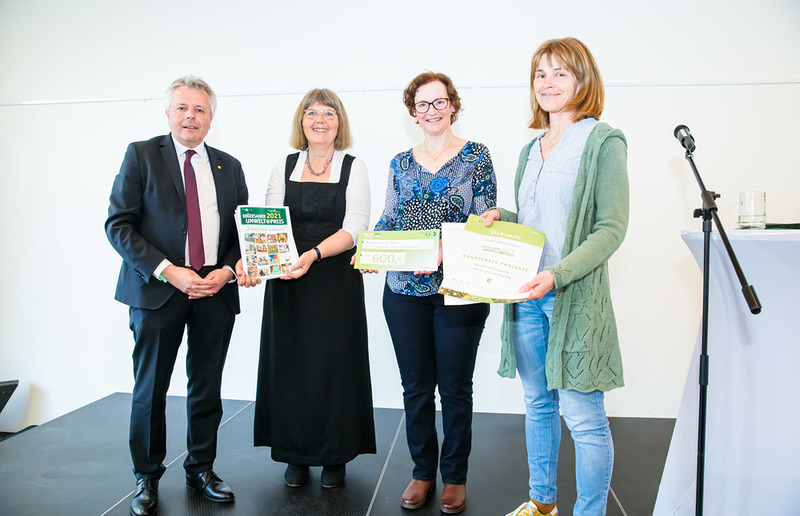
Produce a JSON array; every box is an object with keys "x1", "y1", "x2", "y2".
[
  {"x1": 130, "y1": 477, "x2": 158, "y2": 516},
  {"x1": 186, "y1": 470, "x2": 235, "y2": 503}
]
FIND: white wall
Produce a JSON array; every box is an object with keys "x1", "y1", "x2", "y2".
[{"x1": 1, "y1": 0, "x2": 798, "y2": 429}]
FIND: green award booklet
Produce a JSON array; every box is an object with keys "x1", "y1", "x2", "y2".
[
  {"x1": 235, "y1": 206, "x2": 300, "y2": 280},
  {"x1": 439, "y1": 214, "x2": 545, "y2": 303},
  {"x1": 354, "y1": 229, "x2": 440, "y2": 271}
]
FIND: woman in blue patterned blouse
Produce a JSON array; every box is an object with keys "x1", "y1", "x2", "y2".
[{"x1": 373, "y1": 72, "x2": 497, "y2": 514}]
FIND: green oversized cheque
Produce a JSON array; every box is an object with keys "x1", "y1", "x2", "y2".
[
  {"x1": 439, "y1": 214, "x2": 545, "y2": 303},
  {"x1": 354, "y1": 229, "x2": 440, "y2": 271}
]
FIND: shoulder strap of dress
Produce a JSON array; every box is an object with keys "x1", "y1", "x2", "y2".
[
  {"x1": 285, "y1": 152, "x2": 300, "y2": 181},
  {"x1": 339, "y1": 154, "x2": 356, "y2": 186}
]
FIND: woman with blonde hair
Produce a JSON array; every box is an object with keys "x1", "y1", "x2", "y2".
[{"x1": 238, "y1": 88, "x2": 375, "y2": 490}]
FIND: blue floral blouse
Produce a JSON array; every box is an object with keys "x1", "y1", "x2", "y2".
[{"x1": 374, "y1": 141, "x2": 497, "y2": 296}]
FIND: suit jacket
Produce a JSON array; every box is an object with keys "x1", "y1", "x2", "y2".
[{"x1": 105, "y1": 134, "x2": 249, "y2": 312}]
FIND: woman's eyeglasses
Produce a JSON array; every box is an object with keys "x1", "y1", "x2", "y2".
[
  {"x1": 304, "y1": 109, "x2": 337, "y2": 120},
  {"x1": 414, "y1": 98, "x2": 449, "y2": 114}
]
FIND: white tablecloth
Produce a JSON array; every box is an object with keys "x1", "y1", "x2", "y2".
[{"x1": 654, "y1": 230, "x2": 800, "y2": 515}]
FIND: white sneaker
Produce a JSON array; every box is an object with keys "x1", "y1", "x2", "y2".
[{"x1": 505, "y1": 500, "x2": 558, "y2": 516}]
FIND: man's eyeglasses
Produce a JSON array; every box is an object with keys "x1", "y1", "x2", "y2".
[{"x1": 414, "y1": 98, "x2": 449, "y2": 114}]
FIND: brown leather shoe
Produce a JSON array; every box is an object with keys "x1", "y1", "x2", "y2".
[
  {"x1": 440, "y1": 483, "x2": 466, "y2": 514},
  {"x1": 400, "y1": 479, "x2": 435, "y2": 509}
]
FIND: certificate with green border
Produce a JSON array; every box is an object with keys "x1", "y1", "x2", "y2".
[
  {"x1": 354, "y1": 229, "x2": 440, "y2": 271},
  {"x1": 439, "y1": 214, "x2": 545, "y2": 303}
]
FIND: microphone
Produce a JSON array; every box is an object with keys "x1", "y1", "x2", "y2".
[{"x1": 674, "y1": 124, "x2": 696, "y2": 153}]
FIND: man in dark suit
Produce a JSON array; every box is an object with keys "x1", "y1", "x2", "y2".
[{"x1": 105, "y1": 76, "x2": 248, "y2": 516}]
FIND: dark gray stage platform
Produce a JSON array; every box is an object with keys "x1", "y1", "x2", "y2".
[{"x1": 0, "y1": 393, "x2": 672, "y2": 515}]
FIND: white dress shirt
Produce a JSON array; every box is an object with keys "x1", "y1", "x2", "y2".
[{"x1": 153, "y1": 136, "x2": 221, "y2": 278}]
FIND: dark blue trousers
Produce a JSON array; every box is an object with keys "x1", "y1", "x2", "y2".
[
  {"x1": 128, "y1": 275, "x2": 235, "y2": 479},
  {"x1": 382, "y1": 285, "x2": 489, "y2": 484}
]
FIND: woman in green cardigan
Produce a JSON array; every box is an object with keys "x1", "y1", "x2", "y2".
[{"x1": 483, "y1": 38, "x2": 629, "y2": 516}]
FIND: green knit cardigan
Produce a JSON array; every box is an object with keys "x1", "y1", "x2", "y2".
[{"x1": 497, "y1": 122, "x2": 629, "y2": 392}]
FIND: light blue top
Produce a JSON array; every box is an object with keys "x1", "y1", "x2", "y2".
[
  {"x1": 518, "y1": 117, "x2": 597, "y2": 271},
  {"x1": 497, "y1": 122, "x2": 629, "y2": 391}
]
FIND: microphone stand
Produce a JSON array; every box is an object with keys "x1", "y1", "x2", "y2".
[{"x1": 678, "y1": 136, "x2": 762, "y2": 516}]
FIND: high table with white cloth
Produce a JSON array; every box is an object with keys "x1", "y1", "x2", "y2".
[{"x1": 654, "y1": 230, "x2": 800, "y2": 515}]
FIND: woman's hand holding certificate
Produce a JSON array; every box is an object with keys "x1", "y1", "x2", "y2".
[
  {"x1": 439, "y1": 214, "x2": 545, "y2": 303},
  {"x1": 354, "y1": 230, "x2": 440, "y2": 271}
]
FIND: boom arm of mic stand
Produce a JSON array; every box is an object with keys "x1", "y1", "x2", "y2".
[
  {"x1": 707, "y1": 210, "x2": 762, "y2": 314},
  {"x1": 686, "y1": 150, "x2": 762, "y2": 315}
]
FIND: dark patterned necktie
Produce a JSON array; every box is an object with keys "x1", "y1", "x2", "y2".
[{"x1": 183, "y1": 150, "x2": 205, "y2": 270}]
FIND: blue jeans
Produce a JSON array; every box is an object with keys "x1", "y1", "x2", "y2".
[{"x1": 514, "y1": 291, "x2": 613, "y2": 516}]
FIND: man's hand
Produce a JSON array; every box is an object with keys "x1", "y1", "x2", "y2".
[
  {"x1": 161, "y1": 265, "x2": 230, "y2": 299},
  {"x1": 201, "y1": 269, "x2": 232, "y2": 296}
]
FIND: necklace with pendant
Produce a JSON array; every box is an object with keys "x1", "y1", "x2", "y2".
[
  {"x1": 425, "y1": 134, "x2": 456, "y2": 165},
  {"x1": 306, "y1": 153, "x2": 333, "y2": 176}
]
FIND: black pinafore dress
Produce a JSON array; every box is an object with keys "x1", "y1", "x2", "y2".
[{"x1": 253, "y1": 153, "x2": 376, "y2": 465}]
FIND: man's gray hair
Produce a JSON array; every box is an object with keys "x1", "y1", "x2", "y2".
[{"x1": 165, "y1": 75, "x2": 217, "y2": 117}]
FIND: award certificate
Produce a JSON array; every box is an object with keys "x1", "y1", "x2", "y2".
[
  {"x1": 439, "y1": 214, "x2": 545, "y2": 303},
  {"x1": 354, "y1": 229, "x2": 440, "y2": 271},
  {"x1": 235, "y1": 206, "x2": 300, "y2": 280},
  {"x1": 440, "y1": 223, "x2": 477, "y2": 305}
]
